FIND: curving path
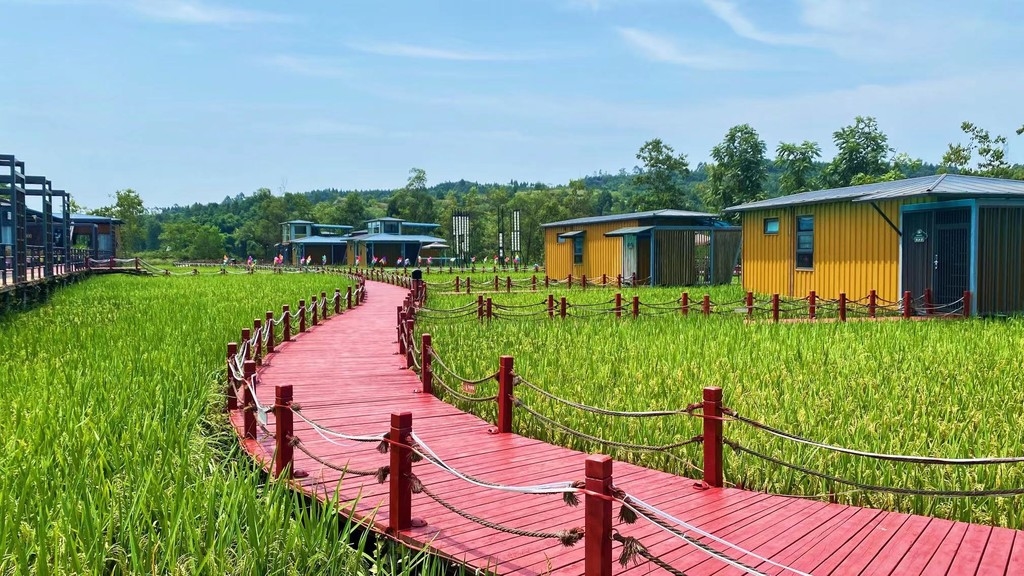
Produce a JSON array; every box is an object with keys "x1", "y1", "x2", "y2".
[{"x1": 231, "y1": 280, "x2": 1024, "y2": 576}]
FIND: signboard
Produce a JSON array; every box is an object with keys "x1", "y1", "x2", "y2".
[{"x1": 913, "y1": 229, "x2": 928, "y2": 243}]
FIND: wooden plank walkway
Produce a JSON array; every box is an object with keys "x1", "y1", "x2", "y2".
[{"x1": 233, "y1": 280, "x2": 1024, "y2": 575}]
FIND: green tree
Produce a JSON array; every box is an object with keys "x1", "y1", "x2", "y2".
[
  {"x1": 820, "y1": 116, "x2": 892, "y2": 188},
  {"x1": 387, "y1": 167, "x2": 436, "y2": 223},
  {"x1": 565, "y1": 178, "x2": 593, "y2": 216},
  {"x1": 941, "y1": 121, "x2": 1011, "y2": 176},
  {"x1": 338, "y1": 193, "x2": 367, "y2": 228},
  {"x1": 775, "y1": 141, "x2": 822, "y2": 194},
  {"x1": 233, "y1": 188, "x2": 288, "y2": 257},
  {"x1": 703, "y1": 124, "x2": 767, "y2": 217},
  {"x1": 91, "y1": 189, "x2": 145, "y2": 253},
  {"x1": 632, "y1": 139, "x2": 691, "y2": 210},
  {"x1": 159, "y1": 221, "x2": 225, "y2": 260}
]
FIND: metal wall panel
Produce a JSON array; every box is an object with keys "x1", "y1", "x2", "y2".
[
  {"x1": 543, "y1": 220, "x2": 634, "y2": 279},
  {"x1": 977, "y1": 207, "x2": 1024, "y2": 315}
]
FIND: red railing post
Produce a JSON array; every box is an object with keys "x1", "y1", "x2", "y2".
[
  {"x1": 334, "y1": 289, "x2": 341, "y2": 315},
  {"x1": 242, "y1": 360, "x2": 257, "y2": 440},
  {"x1": 274, "y1": 384, "x2": 294, "y2": 478},
  {"x1": 681, "y1": 292, "x2": 689, "y2": 316},
  {"x1": 298, "y1": 299, "x2": 307, "y2": 333},
  {"x1": 494, "y1": 275, "x2": 499, "y2": 292},
  {"x1": 745, "y1": 291, "x2": 754, "y2": 320},
  {"x1": 477, "y1": 295, "x2": 484, "y2": 321},
  {"x1": 455, "y1": 276, "x2": 461, "y2": 293},
  {"x1": 532, "y1": 275, "x2": 537, "y2": 291},
  {"x1": 265, "y1": 311, "x2": 275, "y2": 354},
  {"x1": 602, "y1": 273, "x2": 607, "y2": 287},
  {"x1": 560, "y1": 297, "x2": 567, "y2": 319},
  {"x1": 702, "y1": 294, "x2": 711, "y2": 316},
  {"x1": 421, "y1": 334, "x2": 432, "y2": 394},
  {"x1": 772, "y1": 294, "x2": 780, "y2": 323},
  {"x1": 310, "y1": 295, "x2": 318, "y2": 326},
  {"x1": 615, "y1": 292, "x2": 622, "y2": 318},
  {"x1": 924, "y1": 288, "x2": 934, "y2": 315},
  {"x1": 346, "y1": 286, "x2": 353, "y2": 310},
  {"x1": 321, "y1": 291, "x2": 328, "y2": 318},
  {"x1": 868, "y1": 290, "x2": 877, "y2": 319},
  {"x1": 241, "y1": 328, "x2": 251, "y2": 361},
  {"x1": 398, "y1": 307, "x2": 406, "y2": 355},
  {"x1": 568, "y1": 274, "x2": 573, "y2": 289},
  {"x1": 507, "y1": 276, "x2": 512, "y2": 293},
  {"x1": 283, "y1": 305, "x2": 291, "y2": 342},
  {"x1": 703, "y1": 386, "x2": 723, "y2": 488},
  {"x1": 631, "y1": 272, "x2": 637, "y2": 286},
  {"x1": 253, "y1": 318, "x2": 263, "y2": 365},
  {"x1": 903, "y1": 290, "x2": 912, "y2": 319},
  {"x1": 631, "y1": 295, "x2": 639, "y2": 319},
  {"x1": 808, "y1": 291, "x2": 817, "y2": 320},
  {"x1": 839, "y1": 293, "x2": 847, "y2": 322},
  {"x1": 486, "y1": 298, "x2": 493, "y2": 320},
  {"x1": 497, "y1": 356, "x2": 514, "y2": 433},
  {"x1": 466, "y1": 277, "x2": 472, "y2": 294},
  {"x1": 134, "y1": 257, "x2": 140, "y2": 271},
  {"x1": 584, "y1": 455, "x2": 613, "y2": 576},
  {"x1": 226, "y1": 342, "x2": 238, "y2": 411},
  {"x1": 582, "y1": 274, "x2": 587, "y2": 290},
  {"x1": 545, "y1": 275, "x2": 550, "y2": 289},
  {"x1": 616, "y1": 274, "x2": 622, "y2": 288},
  {"x1": 963, "y1": 290, "x2": 972, "y2": 318},
  {"x1": 405, "y1": 319, "x2": 415, "y2": 368},
  {"x1": 388, "y1": 412, "x2": 413, "y2": 532},
  {"x1": 548, "y1": 294, "x2": 555, "y2": 319}
]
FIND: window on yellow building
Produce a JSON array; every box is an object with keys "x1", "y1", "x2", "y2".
[
  {"x1": 763, "y1": 218, "x2": 779, "y2": 234},
  {"x1": 796, "y1": 215, "x2": 814, "y2": 268},
  {"x1": 573, "y1": 235, "x2": 584, "y2": 264}
]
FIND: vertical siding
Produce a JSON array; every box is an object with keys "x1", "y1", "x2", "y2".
[
  {"x1": 655, "y1": 230, "x2": 696, "y2": 285},
  {"x1": 543, "y1": 220, "x2": 634, "y2": 280},
  {"x1": 978, "y1": 207, "x2": 1024, "y2": 315},
  {"x1": 742, "y1": 201, "x2": 904, "y2": 300}
]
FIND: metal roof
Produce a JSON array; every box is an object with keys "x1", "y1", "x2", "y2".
[
  {"x1": 281, "y1": 219, "x2": 315, "y2": 224},
  {"x1": 421, "y1": 242, "x2": 449, "y2": 249},
  {"x1": 557, "y1": 230, "x2": 585, "y2": 239},
  {"x1": 726, "y1": 174, "x2": 1024, "y2": 212},
  {"x1": 287, "y1": 235, "x2": 348, "y2": 245},
  {"x1": 402, "y1": 221, "x2": 441, "y2": 228},
  {"x1": 366, "y1": 216, "x2": 404, "y2": 222},
  {"x1": 604, "y1": 226, "x2": 655, "y2": 237},
  {"x1": 347, "y1": 233, "x2": 446, "y2": 244},
  {"x1": 542, "y1": 209, "x2": 720, "y2": 228}
]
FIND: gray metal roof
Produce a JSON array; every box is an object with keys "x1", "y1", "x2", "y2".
[
  {"x1": 726, "y1": 174, "x2": 1024, "y2": 212},
  {"x1": 402, "y1": 221, "x2": 441, "y2": 228},
  {"x1": 542, "y1": 209, "x2": 720, "y2": 228},
  {"x1": 347, "y1": 233, "x2": 446, "y2": 244},
  {"x1": 281, "y1": 219, "x2": 315, "y2": 224},
  {"x1": 605, "y1": 226, "x2": 655, "y2": 237},
  {"x1": 288, "y1": 235, "x2": 347, "y2": 245}
]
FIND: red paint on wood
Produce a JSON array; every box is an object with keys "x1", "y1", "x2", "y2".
[
  {"x1": 226, "y1": 342, "x2": 238, "y2": 411},
  {"x1": 265, "y1": 311, "x2": 275, "y2": 354},
  {"x1": 389, "y1": 411, "x2": 413, "y2": 532},
  {"x1": 584, "y1": 456, "x2": 612, "y2": 576},
  {"x1": 283, "y1": 304, "x2": 291, "y2": 342},
  {"x1": 242, "y1": 360, "x2": 257, "y2": 440},
  {"x1": 869, "y1": 289, "x2": 877, "y2": 318},
  {"x1": 703, "y1": 386, "x2": 723, "y2": 487},
  {"x1": 772, "y1": 293, "x2": 780, "y2": 323},
  {"x1": 274, "y1": 384, "x2": 294, "y2": 478},
  {"x1": 631, "y1": 295, "x2": 639, "y2": 318},
  {"x1": 681, "y1": 292, "x2": 689, "y2": 315},
  {"x1": 615, "y1": 292, "x2": 622, "y2": 318},
  {"x1": 808, "y1": 290, "x2": 817, "y2": 320},
  {"x1": 299, "y1": 299, "x2": 307, "y2": 332},
  {"x1": 497, "y1": 356, "x2": 514, "y2": 434},
  {"x1": 421, "y1": 333, "x2": 432, "y2": 395},
  {"x1": 839, "y1": 292, "x2": 847, "y2": 322}
]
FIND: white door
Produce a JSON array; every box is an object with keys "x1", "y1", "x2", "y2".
[{"x1": 622, "y1": 235, "x2": 637, "y2": 279}]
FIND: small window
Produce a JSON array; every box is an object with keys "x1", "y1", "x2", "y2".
[
  {"x1": 573, "y1": 235, "x2": 584, "y2": 264},
  {"x1": 384, "y1": 222, "x2": 399, "y2": 234},
  {"x1": 763, "y1": 218, "x2": 779, "y2": 235},
  {"x1": 796, "y1": 215, "x2": 813, "y2": 268}
]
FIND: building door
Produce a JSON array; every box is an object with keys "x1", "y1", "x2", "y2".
[
  {"x1": 933, "y1": 209, "x2": 971, "y2": 306},
  {"x1": 622, "y1": 234, "x2": 637, "y2": 279},
  {"x1": 902, "y1": 208, "x2": 970, "y2": 307}
]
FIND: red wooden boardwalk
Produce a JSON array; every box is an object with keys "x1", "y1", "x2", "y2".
[{"x1": 232, "y1": 281, "x2": 1024, "y2": 575}]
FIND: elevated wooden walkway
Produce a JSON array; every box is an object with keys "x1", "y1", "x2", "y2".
[{"x1": 232, "y1": 280, "x2": 1024, "y2": 575}]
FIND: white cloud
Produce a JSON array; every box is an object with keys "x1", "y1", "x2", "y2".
[
  {"x1": 264, "y1": 55, "x2": 349, "y2": 79},
  {"x1": 700, "y1": 0, "x2": 814, "y2": 46},
  {"x1": 615, "y1": 27, "x2": 761, "y2": 70},
  {"x1": 348, "y1": 41, "x2": 534, "y2": 62}
]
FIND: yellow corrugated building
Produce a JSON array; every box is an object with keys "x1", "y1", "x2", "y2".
[
  {"x1": 725, "y1": 174, "x2": 1024, "y2": 315},
  {"x1": 542, "y1": 210, "x2": 741, "y2": 286}
]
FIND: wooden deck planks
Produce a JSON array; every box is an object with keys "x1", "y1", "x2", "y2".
[{"x1": 231, "y1": 279, "x2": 1023, "y2": 576}]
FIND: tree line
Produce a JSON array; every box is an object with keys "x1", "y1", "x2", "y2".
[{"x1": 87, "y1": 118, "x2": 1024, "y2": 262}]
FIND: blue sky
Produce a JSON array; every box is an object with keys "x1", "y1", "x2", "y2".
[{"x1": 2, "y1": 0, "x2": 1022, "y2": 209}]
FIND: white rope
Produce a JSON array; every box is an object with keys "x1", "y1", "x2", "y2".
[
  {"x1": 410, "y1": 432, "x2": 578, "y2": 495},
  {"x1": 623, "y1": 493, "x2": 810, "y2": 576},
  {"x1": 292, "y1": 409, "x2": 387, "y2": 443}
]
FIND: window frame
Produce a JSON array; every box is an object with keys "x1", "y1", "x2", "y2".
[
  {"x1": 763, "y1": 217, "x2": 780, "y2": 235},
  {"x1": 795, "y1": 215, "x2": 814, "y2": 269},
  {"x1": 572, "y1": 235, "x2": 584, "y2": 264}
]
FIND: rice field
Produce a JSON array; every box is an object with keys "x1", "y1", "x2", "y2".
[
  {"x1": 416, "y1": 286, "x2": 1024, "y2": 529},
  {"x1": 0, "y1": 273, "x2": 428, "y2": 574}
]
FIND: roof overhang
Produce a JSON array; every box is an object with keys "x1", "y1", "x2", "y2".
[
  {"x1": 557, "y1": 230, "x2": 585, "y2": 239},
  {"x1": 604, "y1": 225, "x2": 654, "y2": 237}
]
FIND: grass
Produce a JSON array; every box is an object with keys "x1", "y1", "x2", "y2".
[
  {"x1": 0, "y1": 272, "x2": 448, "y2": 574},
  {"x1": 416, "y1": 284, "x2": 1024, "y2": 529}
]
